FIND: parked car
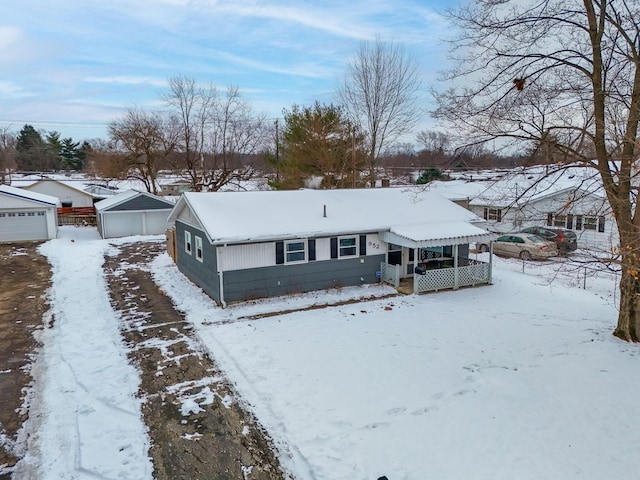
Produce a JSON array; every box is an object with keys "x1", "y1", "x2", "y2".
[
  {"x1": 492, "y1": 233, "x2": 558, "y2": 260},
  {"x1": 518, "y1": 226, "x2": 578, "y2": 253}
]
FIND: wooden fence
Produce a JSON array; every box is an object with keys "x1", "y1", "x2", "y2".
[{"x1": 57, "y1": 207, "x2": 97, "y2": 226}]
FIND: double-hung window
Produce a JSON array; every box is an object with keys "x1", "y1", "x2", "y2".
[
  {"x1": 195, "y1": 236, "x2": 203, "y2": 262},
  {"x1": 185, "y1": 231, "x2": 192, "y2": 255},
  {"x1": 285, "y1": 240, "x2": 306, "y2": 263},
  {"x1": 339, "y1": 236, "x2": 358, "y2": 257},
  {"x1": 483, "y1": 207, "x2": 502, "y2": 222}
]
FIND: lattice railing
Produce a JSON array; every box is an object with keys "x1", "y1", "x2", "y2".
[
  {"x1": 415, "y1": 267, "x2": 456, "y2": 293},
  {"x1": 414, "y1": 258, "x2": 490, "y2": 294},
  {"x1": 380, "y1": 262, "x2": 401, "y2": 288}
]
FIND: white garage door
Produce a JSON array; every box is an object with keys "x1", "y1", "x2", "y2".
[
  {"x1": 0, "y1": 210, "x2": 48, "y2": 242},
  {"x1": 104, "y1": 212, "x2": 143, "y2": 238}
]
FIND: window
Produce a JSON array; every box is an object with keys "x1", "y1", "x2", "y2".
[
  {"x1": 285, "y1": 240, "x2": 306, "y2": 263},
  {"x1": 61, "y1": 201, "x2": 72, "y2": 208},
  {"x1": 195, "y1": 236, "x2": 203, "y2": 262},
  {"x1": 598, "y1": 216, "x2": 605, "y2": 233},
  {"x1": 185, "y1": 230, "x2": 192, "y2": 255},
  {"x1": 37, "y1": 212, "x2": 45, "y2": 216},
  {"x1": 484, "y1": 207, "x2": 502, "y2": 222},
  {"x1": 28, "y1": 212, "x2": 35, "y2": 216},
  {"x1": 546, "y1": 213, "x2": 553, "y2": 226},
  {"x1": 583, "y1": 216, "x2": 597, "y2": 230},
  {"x1": 566, "y1": 214, "x2": 574, "y2": 229},
  {"x1": 339, "y1": 236, "x2": 358, "y2": 257},
  {"x1": 553, "y1": 214, "x2": 565, "y2": 227},
  {"x1": 575, "y1": 215, "x2": 583, "y2": 230}
]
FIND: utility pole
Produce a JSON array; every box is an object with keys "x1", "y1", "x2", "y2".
[
  {"x1": 352, "y1": 125, "x2": 356, "y2": 188},
  {"x1": 275, "y1": 119, "x2": 279, "y2": 183}
]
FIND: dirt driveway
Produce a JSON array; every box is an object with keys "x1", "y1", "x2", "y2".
[
  {"x1": 0, "y1": 242, "x2": 50, "y2": 480},
  {"x1": 0, "y1": 239, "x2": 287, "y2": 480}
]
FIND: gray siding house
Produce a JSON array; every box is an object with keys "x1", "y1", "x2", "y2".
[
  {"x1": 167, "y1": 187, "x2": 495, "y2": 306},
  {"x1": 95, "y1": 190, "x2": 175, "y2": 239}
]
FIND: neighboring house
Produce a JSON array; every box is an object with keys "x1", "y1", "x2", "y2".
[
  {"x1": 0, "y1": 185, "x2": 60, "y2": 242},
  {"x1": 24, "y1": 179, "x2": 97, "y2": 208},
  {"x1": 95, "y1": 190, "x2": 175, "y2": 239},
  {"x1": 465, "y1": 166, "x2": 616, "y2": 249},
  {"x1": 158, "y1": 181, "x2": 192, "y2": 196},
  {"x1": 166, "y1": 188, "x2": 495, "y2": 306}
]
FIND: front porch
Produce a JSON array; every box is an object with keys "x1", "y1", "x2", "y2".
[
  {"x1": 382, "y1": 256, "x2": 491, "y2": 294},
  {"x1": 379, "y1": 222, "x2": 495, "y2": 295}
]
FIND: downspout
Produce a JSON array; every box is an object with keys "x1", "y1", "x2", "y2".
[{"x1": 218, "y1": 243, "x2": 227, "y2": 308}]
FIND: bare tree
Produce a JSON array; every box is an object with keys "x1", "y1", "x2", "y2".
[
  {"x1": 0, "y1": 127, "x2": 17, "y2": 184},
  {"x1": 338, "y1": 39, "x2": 422, "y2": 187},
  {"x1": 163, "y1": 80, "x2": 269, "y2": 191},
  {"x1": 162, "y1": 75, "x2": 216, "y2": 191},
  {"x1": 433, "y1": 0, "x2": 640, "y2": 341},
  {"x1": 204, "y1": 85, "x2": 269, "y2": 191},
  {"x1": 108, "y1": 108, "x2": 178, "y2": 194}
]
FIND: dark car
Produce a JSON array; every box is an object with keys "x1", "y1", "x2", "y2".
[{"x1": 519, "y1": 226, "x2": 578, "y2": 253}]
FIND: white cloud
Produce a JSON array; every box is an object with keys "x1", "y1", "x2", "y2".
[{"x1": 84, "y1": 75, "x2": 167, "y2": 88}]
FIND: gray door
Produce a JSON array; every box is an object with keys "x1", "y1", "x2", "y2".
[{"x1": 0, "y1": 210, "x2": 48, "y2": 241}]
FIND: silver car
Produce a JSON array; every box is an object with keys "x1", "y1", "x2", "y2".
[{"x1": 492, "y1": 233, "x2": 558, "y2": 260}]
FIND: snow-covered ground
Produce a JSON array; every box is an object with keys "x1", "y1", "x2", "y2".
[{"x1": 11, "y1": 227, "x2": 640, "y2": 479}]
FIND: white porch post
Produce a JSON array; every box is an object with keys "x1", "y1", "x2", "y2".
[
  {"x1": 489, "y1": 241, "x2": 494, "y2": 283},
  {"x1": 453, "y1": 244, "x2": 459, "y2": 289},
  {"x1": 413, "y1": 247, "x2": 418, "y2": 294}
]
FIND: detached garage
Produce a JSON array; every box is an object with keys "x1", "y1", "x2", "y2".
[
  {"x1": 0, "y1": 185, "x2": 60, "y2": 242},
  {"x1": 95, "y1": 190, "x2": 175, "y2": 239}
]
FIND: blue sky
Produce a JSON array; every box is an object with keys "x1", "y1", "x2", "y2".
[{"x1": 1, "y1": 0, "x2": 458, "y2": 143}]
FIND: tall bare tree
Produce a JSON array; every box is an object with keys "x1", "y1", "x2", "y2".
[
  {"x1": 108, "y1": 108, "x2": 178, "y2": 194},
  {"x1": 204, "y1": 85, "x2": 269, "y2": 191},
  {"x1": 433, "y1": 0, "x2": 640, "y2": 341},
  {"x1": 163, "y1": 79, "x2": 268, "y2": 191},
  {"x1": 338, "y1": 39, "x2": 422, "y2": 187},
  {"x1": 162, "y1": 75, "x2": 216, "y2": 191}
]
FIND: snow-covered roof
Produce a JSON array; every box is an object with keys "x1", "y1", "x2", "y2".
[
  {"x1": 94, "y1": 189, "x2": 174, "y2": 212},
  {"x1": 0, "y1": 184, "x2": 61, "y2": 206},
  {"x1": 169, "y1": 187, "x2": 491, "y2": 245},
  {"x1": 466, "y1": 165, "x2": 605, "y2": 207},
  {"x1": 382, "y1": 221, "x2": 497, "y2": 248}
]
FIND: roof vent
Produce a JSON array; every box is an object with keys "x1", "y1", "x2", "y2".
[{"x1": 323, "y1": 204, "x2": 327, "y2": 217}]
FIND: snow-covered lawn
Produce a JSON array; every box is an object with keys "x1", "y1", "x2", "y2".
[{"x1": 13, "y1": 227, "x2": 639, "y2": 479}]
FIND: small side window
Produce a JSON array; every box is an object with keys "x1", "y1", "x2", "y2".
[
  {"x1": 195, "y1": 236, "x2": 203, "y2": 262},
  {"x1": 185, "y1": 230, "x2": 192, "y2": 255}
]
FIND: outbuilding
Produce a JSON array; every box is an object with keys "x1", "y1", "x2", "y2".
[
  {"x1": 0, "y1": 185, "x2": 60, "y2": 242},
  {"x1": 95, "y1": 190, "x2": 175, "y2": 238}
]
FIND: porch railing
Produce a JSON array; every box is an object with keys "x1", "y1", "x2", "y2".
[
  {"x1": 380, "y1": 258, "x2": 491, "y2": 294},
  {"x1": 380, "y1": 262, "x2": 401, "y2": 288}
]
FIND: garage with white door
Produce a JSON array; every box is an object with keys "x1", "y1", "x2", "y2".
[
  {"x1": 0, "y1": 185, "x2": 60, "y2": 242},
  {"x1": 95, "y1": 190, "x2": 175, "y2": 239}
]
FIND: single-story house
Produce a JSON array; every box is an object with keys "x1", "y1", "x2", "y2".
[
  {"x1": 95, "y1": 190, "x2": 175, "y2": 239},
  {"x1": 24, "y1": 179, "x2": 98, "y2": 208},
  {"x1": 0, "y1": 185, "x2": 60, "y2": 242},
  {"x1": 464, "y1": 166, "x2": 616, "y2": 249},
  {"x1": 167, "y1": 187, "x2": 496, "y2": 306}
]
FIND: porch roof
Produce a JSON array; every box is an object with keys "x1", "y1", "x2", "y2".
[{"x1": 380, "y1": 221, "x2": 496, "y2": 248}]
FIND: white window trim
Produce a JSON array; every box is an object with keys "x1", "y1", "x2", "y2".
[
  {"x1": 338, "y1": 235, "x2": 358, "y2": 258},
  {"x1": 285, "y1": 239, "x2": 307, "y2": 264},
  {"x1": 195, "y1": 236, "x2": 203, "y2": 262},
  {"x1": 185, "y1": 230, "x2": 192, "y2": 255}
]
